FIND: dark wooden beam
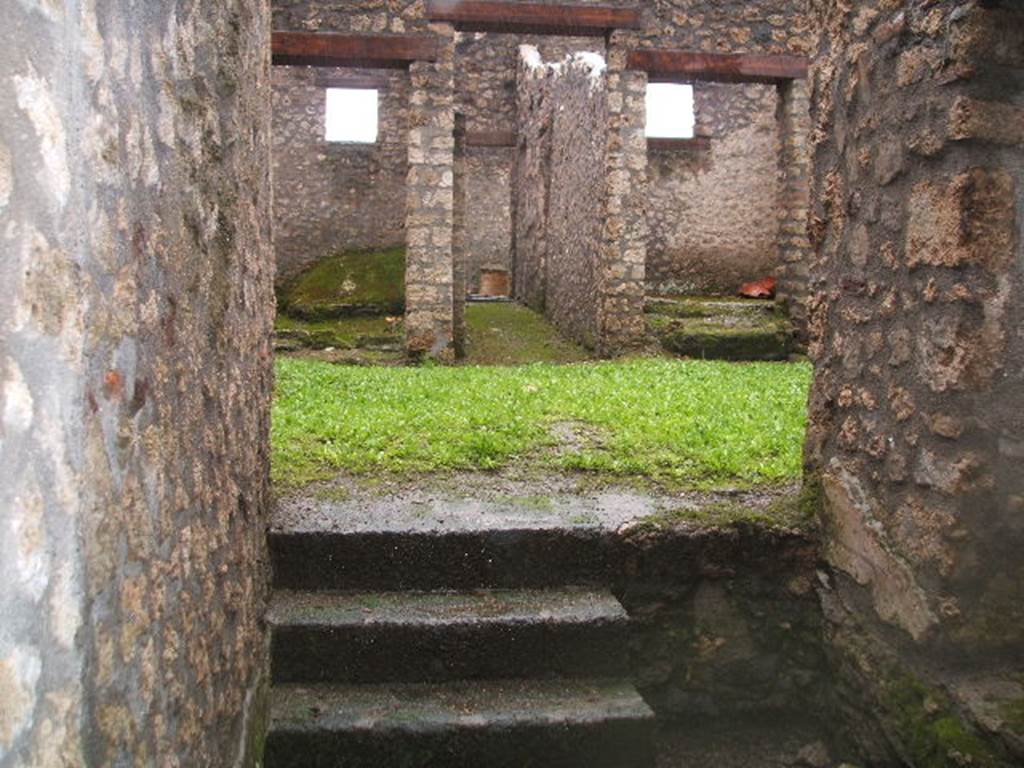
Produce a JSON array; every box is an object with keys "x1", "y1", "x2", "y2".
[
  {"x1": 628, "y1": 49, "x2": 809, "y2": 84},
  {"x1": 272, "y1": 32, "x2": 439, "y2": 69},
  {"x1": 464, "y1": 130, "x2": 517, "y2": 148},
  {"x1": 427, "y1": 0, "x2": 641, "y2": 36}
]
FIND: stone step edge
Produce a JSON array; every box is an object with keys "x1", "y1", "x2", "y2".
[{"x1": 267, "y1": 587, "x2": 628, "y2": 628}]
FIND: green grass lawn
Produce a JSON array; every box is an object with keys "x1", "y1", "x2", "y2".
[{"x1": 272, "y1": 357, "x2": 812, "y2": 490}]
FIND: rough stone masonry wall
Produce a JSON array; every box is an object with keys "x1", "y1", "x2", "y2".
[
  {"x1": 1, "y1": 2, "x2": 274, "y2": 765},
  {"x1": 805, "y1": 1, "x2": 1024, "y2": 764},
  {"x1": 517, "y1": 51, "x2": 610, "y2": 349},
  {"x1": 405, "y1": 26, "x2": 458, "y2": 359},
  {"x1": 272, "y1": 66, "x2": 409, "y2": 284},
  {"x1": 621, "y1": 0, "x2": 813, "y2": 305},
  {"x1": 455, "y1": 33, "x2": 605, "y2": 295},
  {"x1": 646, "y1": 84, "x2": 783, "y2": 296}
]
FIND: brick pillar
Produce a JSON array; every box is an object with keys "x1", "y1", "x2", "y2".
[
  {"x1": 776, "y1": 78, "x2": 811, "y2": 346},
  {"x1": 405, "y1": 26, "x2": 456, "y2": 361},
  {"x1": 600, "y1": 44, "x2": 648, "y2": 356}
]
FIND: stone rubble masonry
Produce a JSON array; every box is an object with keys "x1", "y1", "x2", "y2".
[
  {"x1": 272, "y1": 66, "x2": 409, "y2": 284},
  {"x1": 776, "y1": 78, "x2": 812, "y2": 342},
  {"x1": 805, "y1": 1, "x2": 1024, "y2": 763},
  {"x1": 405, "y1": 24, "x2": 457, "y2": 360},
  {"x1": 1, "y1": 1, "x2": 274, "y2": 766},
  {"x1": 645, "y1": 84, "x2": 783, "y2": 298},
  {"x1": 270, "y1": 0, "x2": 813, "y2": 314},
  {"x1": 514, "y1": 45, "x2": 647, "y2": 355},
  {"x1": 453, "y1": 114, "x2": 469, "y2": 356},
  {"x1": 602, "y1": 43, "x2": 650, "y2": 354}
]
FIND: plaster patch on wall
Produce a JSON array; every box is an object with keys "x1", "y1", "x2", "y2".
[
  {"x1": 9, "y1": 481, "x2": 50, "y2": 603},
  {"x1": 822, "y1": 462, "x2": 938, "y2": 642},
  {"x1": 0, "y1": 646, "x2": 42, "y2": 755},
  {"x1": 0, "y1": 143, "x2": 11, "y2": 210},
  {"x1": 1, "y1": 361, "x2": 34, "y2": 436},
  {"x1": 49, "y1": 562, "x2": 80, "y2": 650},
  {"x1": 13, "y1": 69, "x2": 70, "y2": 208}
]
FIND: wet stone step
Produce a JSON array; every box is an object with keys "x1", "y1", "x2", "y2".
[
  {"x1": 269, "y1": 492, "x2": 649, "y2": 591},
  {"x1": 270, "y1": 527, "x2": 615, "y2": 591},
  {"x1": 268, "y1": 588, "x2": 631, "y2": 684},
  {"x1": 264, "y1": 678, "x2": 657, "y2": 768}
]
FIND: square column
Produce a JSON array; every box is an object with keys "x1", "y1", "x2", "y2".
[
  {"x1": 775, "y1": 78, "x2": 811, "y2": 344},
  {"x1": 600, "y1": 46, "x2": 649, "y2": 355},
  {"x1": 405, "y1": 25, "x2": 456, "y2": 361}
]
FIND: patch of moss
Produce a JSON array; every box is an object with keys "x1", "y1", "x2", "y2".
[
  {"x1": 799, "y1": 471, "x2": 825, "y2": 522},
  {"x1": 463, "y1": 302, "x2": 590, "y2": 366},
  {"x1": 648, "y1": 313, "x2": 792, "y2": 362},
  {"x1": 999, "y1": 698, "x2": 1024, "y2": 735},
  {"x1": 637, "y1": 490, "x2": 817, "y2": 532},
  {"x1": 646, "y1": 295, "x2": 778, "y2": 321},
  {"x1": 884, "y1": 676, "x2": 1002, "y2": 768},
  {"x1": 275, "y1": 315, "x2": 399, "y2": 350},
  {"x1": 279, "y1": 246, "x2": 405, "y2": 319}
]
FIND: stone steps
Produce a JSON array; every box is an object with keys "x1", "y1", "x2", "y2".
[
  {"x1": 265, "y1": 496, "x2": 656, "y2": 767},
  {"x1": 265, "y1": 679, "x2": 655, "y2": 768},
  {"x1": 645, "y1": 295, "x2": 794, "y2": 361},
  {"x1": 268, "y1": 587, "x2": 631, "y2": 684},
  {"x1": 269, "y1": 526, "x2": 615, "y2": 591}
]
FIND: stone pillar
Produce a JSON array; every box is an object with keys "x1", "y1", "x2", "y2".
[
  {"x1": 775, "y1": 78, "x2": 811, "y2": 346},
  {"x1": 405, "y1": 26, "x2": 456, "y2": 361},
  {"x1": 600, "y1": 45, "x2": 648, "y2": 356},
  {"x1": 452, "y1": 113, "x2": 468, "y2": 358},
  {"x1": 806, "y1": 2, "x2": 1024, "y2": 764},
  {"x1": 512, "y1": 49, "x2": 554, "y2": 313}
]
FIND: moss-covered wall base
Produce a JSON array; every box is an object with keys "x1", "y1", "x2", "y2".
[
  {"x1": 821, "y1": 575, "x2": 1023, "y2": 767},
  {"x1": 805, "y1": 1, "x2": 1024, "y2": 765}
]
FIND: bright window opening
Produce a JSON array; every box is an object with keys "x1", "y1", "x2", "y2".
[
  {"x1": 325, "y1": 88, "x2": 379, "y2": 143},
  {"x1": 645, "y1": 83, "x2": 696, "y2": 139}
]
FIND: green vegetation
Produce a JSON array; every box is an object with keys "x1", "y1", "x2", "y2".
[
  {"x1": 279, "y1": 246, "x2": 405, "y2": 319},
  {"x1": 884, "y1": 676, "x2": 1001, "y2": 768},
  {"x1": 275, "y1": 302, "x2": 588, "y2": 366},
  {"x1": 275, "y1": 315, "x2": 398, "y2": 350},
  {"x1": 272, "y1": 357, "x2": 812, "y2": 489},
  {"x1": 636, "y1": 491, "x2": 817, "y2": 532},
  {"x1": 646, "y1": 295, "x2": 794, "y2": 362},
  {"x1": 1000, "y1": 698, "x2": 1024, "y2": 735},
  {"x1": 464, "y1": 303, "x2": 589, "y2": 366}
]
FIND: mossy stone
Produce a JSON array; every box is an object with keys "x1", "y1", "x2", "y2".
[{"x1": 279, "y1": 246, "x2": 405, "y2": 319}]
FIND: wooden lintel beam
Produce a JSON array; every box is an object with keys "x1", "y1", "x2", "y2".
[
  {"x1": 272, "y1": 31, "x2": 439, "y2": 69},
  {"x1": 628, "y1": 49, "x2": 809, "y2": 84},
  {"x1": 427, "y1": 0, "x2": 641, "y2": 36},
  {"x1": 464, "y1": 130, "x2": 517, "y2": 148}
]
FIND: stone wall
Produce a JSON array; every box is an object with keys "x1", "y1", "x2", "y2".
[
  {"x1": 516, "y1": 49, "x2": 610, "y2": 349},
  {"x1": 0, "y1": 2, "x2": 274, "y2": 765},
  {"x1": 514, "y1": 47, "x2": 646, "y2": 354},
  {"x1": 272, "y1": 66, "x2": 409, "y2": 284},
  {"x1": 805, "y1": 2, "x2": 1024, "y2": 764},
  {"x1": 646, "y1": 84, "x2": 782, "y2": 296},
  {"x1": 270, "y1": 0, "x2": 812, "y2": 310},
  {"x1": 618, "y1": 521, "x2": 827, "y2": 721}
]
